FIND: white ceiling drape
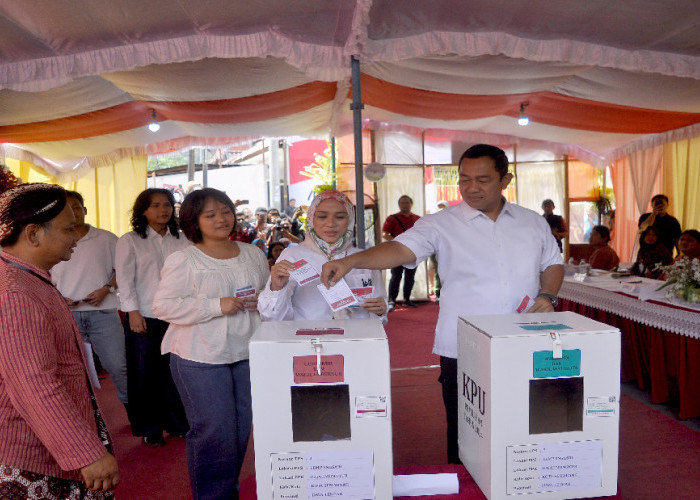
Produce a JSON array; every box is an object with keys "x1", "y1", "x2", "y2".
[{"x1": 0, "y1": 0, "x2": 698, "y2": 178}]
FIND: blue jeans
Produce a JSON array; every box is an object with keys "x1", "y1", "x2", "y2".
[
  {"x1": 72, "y1": 309, "x2": 128, "y2": 403},
  {"x1": 170, "y1": 355, "x2": 252, "y2": 500}
]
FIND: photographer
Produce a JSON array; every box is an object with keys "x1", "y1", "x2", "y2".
[
  {"x1": 637, "y1": 194, "x2": 681, "y2": 256},
  {"x1": 267, "y1": 210, "x2": 301, "y2": 245}
]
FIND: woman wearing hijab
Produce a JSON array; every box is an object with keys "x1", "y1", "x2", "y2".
[
  {"x1": 251, "y1": 238, "x2": 267, "y2": 256},
  {"x1": 258, "y1": 190, "x2": 387, "y2": 322},
  {"x1": 632, "y1": 226, "x2": 673, "y2": 278}
]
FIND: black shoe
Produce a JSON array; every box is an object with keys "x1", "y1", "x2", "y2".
[
  {"x1": 143, "y1": 434, "x2": 166, "y2": 447},
  {"x1": 387, "y1": 301, "x2": 395, "y2": 312},
  {"x1": 403, "y1": 300, "x2": 418, "y2": 308}
]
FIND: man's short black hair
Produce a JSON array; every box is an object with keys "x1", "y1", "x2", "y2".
[
  {"x1": 651, "y1": 194, "x2": 669, "y2": 204},
  {"x1": 542, "y1": 199, "x2": 555, "y2": 209},
  {"x1": 398, "y1": 195, "x2": 413, "y2": 204},
  {"x1": 592, "y1": 225, "x2": 611, "y2": 242},
  {"x1": 65, "y1": 190, "x2": 85, "y2": 206},
  {"x1": 459, "y1": 144, "x2": 509, "y2": 178}
]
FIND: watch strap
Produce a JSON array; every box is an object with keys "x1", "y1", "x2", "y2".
[{"x1": 536, "y1": 292, "x2": 558, "y2": 306}]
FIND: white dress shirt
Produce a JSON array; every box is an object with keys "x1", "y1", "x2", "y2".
[
  {"x1": 153, "y1": 243, "x2": 270, "y2": 364},
  {"x1": 115, "y1": 226, "x2": 191, "y2": 318},
  {"x1": 51, "y1": 225, "x2": 119, "y2": 311},
  {"x1": 258, "y1": 239, "x2": 388, "y2": 324},
  {"x1": 396, "y1": 200, "x2": 563, "y2": 358}
]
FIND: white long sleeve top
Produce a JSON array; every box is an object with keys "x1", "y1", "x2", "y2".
[
  {"x1": 257, "y1": 239, "x2": 388, "y2": 324},
  {"x1": 115, "y1": 226, "x2": 191, "y2": 318},
  {"x1": 153, "y1": 243, "x2": 270, "y2": 364}
]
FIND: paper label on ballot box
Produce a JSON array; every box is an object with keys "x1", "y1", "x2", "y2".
[
  {"x1": 506, "y1": 440, "x2": 603, "y2": 494},
  {"x1": 533, "y1": 349, "x2": 581, "y2": 378},
  {"x1": 293, "y1": 355, "x2": 344, "y2": 383},
  {"x1": 271, "y1": 450, "x2": 374, "y2": 500}
]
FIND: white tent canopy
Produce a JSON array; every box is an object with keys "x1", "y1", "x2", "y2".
[{"x1": 1, "y1": 0, "x2": 699, "y2": 177}]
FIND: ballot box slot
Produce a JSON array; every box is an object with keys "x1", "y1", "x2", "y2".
[
  {"x1": 291, "y1": 384, "x2": 351, "y2": 442},
  {"x1": 529, "y1": 377, "x2": 583, "y2": 434}
]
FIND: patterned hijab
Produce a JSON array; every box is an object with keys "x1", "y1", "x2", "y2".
[{"x1": 306, "y1": 190, "x2": 355, "y2": 260}]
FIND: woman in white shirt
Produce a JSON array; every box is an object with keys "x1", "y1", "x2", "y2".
[
  {"x1": 258, "y1": 190, "x2": 387, "y2": 322},
  {"x1": 115, "y1": 188, "x2": 191, "y2": 447},
  {"x1": 152, "y1": 188, "x2": 269, "y2": 500}
]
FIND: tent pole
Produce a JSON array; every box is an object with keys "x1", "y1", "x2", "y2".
[
  {"x1": 331, "y1": 136, "x2": 337, "y2": 190},
  {"x1": 187, "y1": 149, "x2": 195, "y2": 182},
  {"x1": 351, "y1": 56, "x2": 366, "y2": 249}
]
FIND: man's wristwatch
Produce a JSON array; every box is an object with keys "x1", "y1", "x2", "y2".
[
  {"x1": 536, "y1": 292, "x2": 558, "y2": 307},
  {"x1": 103, "y1": 284, "x2": 116, "y2": 293}
]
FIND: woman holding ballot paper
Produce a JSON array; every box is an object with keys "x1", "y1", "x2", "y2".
[
  {"x1": 152, "y1": 187, "x2": 269, "y2": 500},
  {"x1": 258, "y1": 189, "x2": 388, "y2": 323}
]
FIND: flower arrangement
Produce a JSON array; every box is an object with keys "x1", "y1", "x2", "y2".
[
  {"x1": 656, "y1": 258, "x2": 700, "y2": 303},
  {"x1": 299, "y1": 140, "x2": 339, "y2": 194}
]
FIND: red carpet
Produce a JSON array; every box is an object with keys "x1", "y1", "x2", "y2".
[
  {"x1": 617, "y1": 395, "x2": 700, "y2": 499},
  {"x1": 93, "y1": 301, "x2": 700, "y2": 499},
  {"x1": 384, "y1": 301, "x2": 440, "y2": 369}
]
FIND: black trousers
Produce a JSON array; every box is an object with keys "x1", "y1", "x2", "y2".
[
  {"x1": 388, "y1": 265, "x2": 417, "y2": 302},
  {"x1": 124, "y1": 314, "x2": 189, "y2": 437},
  {"x1": 439, "y1": 356, "x2": 461, "y2": 464}
]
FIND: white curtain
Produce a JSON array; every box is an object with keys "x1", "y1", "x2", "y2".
[
  {"x1": 627, "y1": 145, "x2": 664, "y2": 259},
  {"x1": 375, "y1": 165, "x2": 429, "y2": 301},
  {"x1": 628, "y1": 146, "x2": 663, "y2": 214},
  {"x1": 515, "y1": 161, "x2": 566, "y2": 214},
  {"x1": 374, "y1": 131, "x2": 424, "y2": 165}
]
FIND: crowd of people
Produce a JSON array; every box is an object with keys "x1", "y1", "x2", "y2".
[{"x1": 1, "y1": 145, "x2": 699, "y2": 499}]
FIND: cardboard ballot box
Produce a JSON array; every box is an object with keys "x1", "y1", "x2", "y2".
[
  {"x1": 250, "y1": 318, "x2": 393, "y2": 500},
  {"x1": 458, "y1": 311, "x2": 620, "y2": 500}
]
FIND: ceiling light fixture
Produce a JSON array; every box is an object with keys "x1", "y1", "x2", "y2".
[
  {"x1": 518, "y1": 103, "x2": 530, "y2": 126},
  {"x1": 147, "y1": 109, "x2": 160, "y2": 132}
]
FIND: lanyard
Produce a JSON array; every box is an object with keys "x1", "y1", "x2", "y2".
[{"x1": 0, "y1": 255, "x2": 54, "y2": 287}]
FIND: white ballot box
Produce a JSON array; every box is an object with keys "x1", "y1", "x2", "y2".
[
  {"x1": 250, "y1": 318, "x2": 393, "y2": 500},
  {"x1": 458, "y1": 311, "x2": 620, "y2": 500}
]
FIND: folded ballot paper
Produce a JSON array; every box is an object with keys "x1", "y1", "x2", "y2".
[{"x1": 392, "y1": 473, "x2": 459, "y2": 496}]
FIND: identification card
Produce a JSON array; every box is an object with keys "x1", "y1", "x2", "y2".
[{"x1": 234, "y1": 285, "x2": 256, "y2": 298}]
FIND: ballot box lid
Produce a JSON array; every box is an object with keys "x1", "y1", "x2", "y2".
[
  {"x1": 251, "y1": 318, "x2": 386, "y2": 343},
  {"x1": 458, "y1": 311, "x2": 618, "y2": 339}
]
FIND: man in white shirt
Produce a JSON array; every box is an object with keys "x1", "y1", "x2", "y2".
[
  {"x1": 51, "y1": 191, "x2": 129, "y2": 416},
  {"x1": 322, "y1": 144, "x2": 564, "y2": 463}
]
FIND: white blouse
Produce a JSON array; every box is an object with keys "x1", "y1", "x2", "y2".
[
  {"x1": 115, "y1": 226, "x2": 191, "y2": 318},
  {"x1": 257, "y1": 240, "x2": 388, "y2": 324},
  {"x1": 153, "y1": 243, "x2": 270, "y2": 364}
]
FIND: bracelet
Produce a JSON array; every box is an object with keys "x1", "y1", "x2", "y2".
[{"x1": 536, "y1": 292, "x2": 558, "y2": 307}]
